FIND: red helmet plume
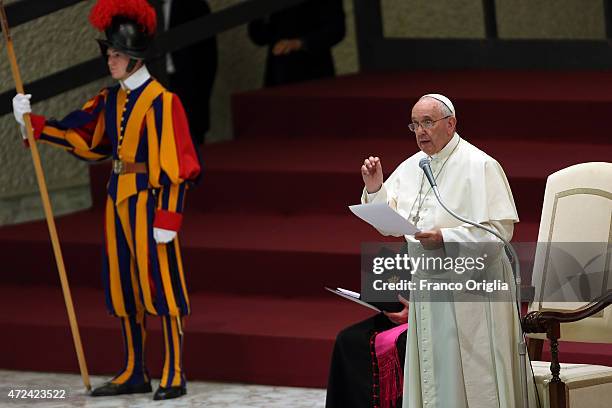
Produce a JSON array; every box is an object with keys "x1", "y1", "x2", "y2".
[{"x1": 89, "y1": 0, "x2": 157, "y2": 35}]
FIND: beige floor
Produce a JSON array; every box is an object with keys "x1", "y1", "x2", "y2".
[{"x1": 0, "y1": 370, "x2": 326, "y2": 407}]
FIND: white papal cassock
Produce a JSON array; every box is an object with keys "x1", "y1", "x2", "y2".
[{"x1": 362, "y1": 133, "x2": 537, "y2": 408}]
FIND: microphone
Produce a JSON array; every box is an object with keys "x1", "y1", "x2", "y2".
[
  {"x1": 418, "y1": 158, "x2": 437, "y2": 187},
  {"x1": 418, "y1": 161, "x2": 530, "y2": 408}
]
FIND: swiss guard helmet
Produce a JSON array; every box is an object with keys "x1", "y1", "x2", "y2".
[{"x1": 89, "y1": 0, "x2": 157, "y2": 71}]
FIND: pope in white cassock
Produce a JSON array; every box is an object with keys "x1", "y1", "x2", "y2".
[{"x1": 361, "y1": 94, "x2": 536, "y2": 407}]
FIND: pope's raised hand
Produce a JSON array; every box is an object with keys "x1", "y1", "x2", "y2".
[{"x1": 361, "y1": 156, "x2": 383, "y2": 194}]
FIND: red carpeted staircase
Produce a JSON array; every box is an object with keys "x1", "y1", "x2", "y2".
[{"x1": 1, "y1": 70, "x2": 611, "y2": 388}]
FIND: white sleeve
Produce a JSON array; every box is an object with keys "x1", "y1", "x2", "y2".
[
  {"x1": 440, "y1": 220, "x2": 514, "y2": 244},
  {"x1": 361, "y1": 184, "x2": 389, "y2": 205},
  {"x1": 440, "y1": 220, "x2": 514, "y2": 260}
]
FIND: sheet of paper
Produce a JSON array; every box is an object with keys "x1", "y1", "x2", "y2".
[
  {"x1": 349, "y1": 203, "x2": 420, "y2": 236},
  {"x1": 337, "y1": 288, "x2": 360, "y2": 298},
  {"x1": 324, "y1": 287, "x2": 381, "y2": 312}
]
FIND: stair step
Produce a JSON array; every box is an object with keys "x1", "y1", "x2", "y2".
[
  {"x1": 90, "y1": 138, "x2": 612, "y2": 221},
  {"x1": 0, "y1": 210, "x2": 540, "y2": 295},
  {"x1": 232, "y1": 71, "x2": 612, "y2": 143},
  {"x1": 0, "y1": 285, "x2": 373, "y2": 387},
  {"x1": 2, "y1": 285, "x2": 612, "y2": 388}
]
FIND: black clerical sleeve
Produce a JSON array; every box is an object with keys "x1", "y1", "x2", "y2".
[
  {"x1": 249, "y1": 0, "x2": 346, "y2": 87},
  {"x1": 301, "y1": 0, "x2": 345, "y2": 52},
  {"x1": 248, "y1": 18, "x2": 274, "y2": 46}
]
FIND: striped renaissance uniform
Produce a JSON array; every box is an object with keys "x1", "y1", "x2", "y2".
[{"x1": 28, "y1": 65, "x2": 200, "y2": 389}]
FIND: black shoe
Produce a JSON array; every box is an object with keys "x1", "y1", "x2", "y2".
[
  {"x1": 91, "y1": 381, "x2": 152, "y2": 397},
  {"x1": 153, "y1": 385, "x2": 187, "y2": 400}
]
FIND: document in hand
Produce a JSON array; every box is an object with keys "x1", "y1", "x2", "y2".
[
  {"x1": 349, "y1": 203, "x2": 420, "y2": 236},
  {"x1": 325, "y1": 287, "x2": 404, "y2": 313}
]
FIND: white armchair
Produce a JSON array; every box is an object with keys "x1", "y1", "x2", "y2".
[{"x1": 522, "y1": 162, "x2": 612, "y2": 408}]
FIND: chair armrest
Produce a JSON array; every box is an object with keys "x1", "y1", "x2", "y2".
[
  {"x1": 521, "y1": 290, "x2": 612, "y2": 408},
  {"x1": 522, "y1": 289, "x2": 612, "y2": 335}
]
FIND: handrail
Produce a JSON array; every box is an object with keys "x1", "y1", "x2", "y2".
[{"x1": 0, "y1": 0, "x2": 84, "y2": 31}]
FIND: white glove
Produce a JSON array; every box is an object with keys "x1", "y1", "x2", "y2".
[
  {"x1": 13, "y1": 93, "x2": 32, "y2": 126},
  {"x1": 13, "y1": 93, "x2": 32, "y2": 140},
  {"x1": 154, "y1": 227, "x2": 177, "y2": 244}
]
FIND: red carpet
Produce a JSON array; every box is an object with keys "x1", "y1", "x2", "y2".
[
  {"x1": 1, "y1": 71, "x2": 611, "y2": 387},
  {"x1": 232, "y1": 71, "x2": 612, "y2": 143},
  {"x1": 0, "y1": 285, "x2": 373, "y2": 387}
]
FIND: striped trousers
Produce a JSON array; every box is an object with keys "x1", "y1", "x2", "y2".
[
  {"x1": 102, "y1": 190, "x2": 190, "y2": 317},
  {"x1": 103, "y1": 190, "x2": 189, "y2": 386}
]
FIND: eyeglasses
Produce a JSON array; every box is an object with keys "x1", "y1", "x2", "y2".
[{"x1": 408, "y1": 115, "x2": 451, "y2": 132}]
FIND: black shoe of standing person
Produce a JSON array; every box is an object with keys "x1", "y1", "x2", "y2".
[
  {"x1": 153, "y1": 385, "x2": 187, "y2": 400},
  {"x1": 90, "y1": 381, "x2": 152, "y2": 397}
]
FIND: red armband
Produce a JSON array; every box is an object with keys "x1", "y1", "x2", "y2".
[
  {"x1": 22, "y1": 114, "x2": 45, "y2": 147},
  {"x1": 153, "y1": 210, "x2": 183, "y2": 232}
]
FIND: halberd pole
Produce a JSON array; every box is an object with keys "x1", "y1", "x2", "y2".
[{"x1": 0, "y1": 0, "x2": 91, "y2": 392}]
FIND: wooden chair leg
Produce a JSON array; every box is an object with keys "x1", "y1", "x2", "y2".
[
  {"x1": 548, "y1": 330, "x2": 567, "y2": 408},
  {"x1": 527, "y1": 337, "x2": 544, "y2": 360}
]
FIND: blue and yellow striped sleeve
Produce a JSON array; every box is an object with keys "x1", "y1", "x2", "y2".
[
  {"x1": 30, "y1": 89, "x2": 111, "y2": 162},
  {"x1": 149, "y1": 92, "x2": 200, "y2": 232},
  {"x1": 153, "y1": 183, "x2": 187, "y2": 232}
]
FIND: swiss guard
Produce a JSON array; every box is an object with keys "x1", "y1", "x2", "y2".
[{"x1": 11, "y1": 0, "x2": 201, "y2": 400}]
